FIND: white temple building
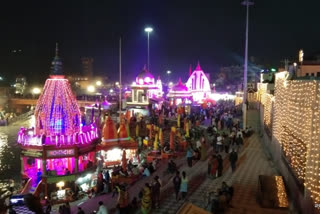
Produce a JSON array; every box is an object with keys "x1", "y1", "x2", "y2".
[{"x1": 186, "y1": 62, "x2": 211, "y2": 102}]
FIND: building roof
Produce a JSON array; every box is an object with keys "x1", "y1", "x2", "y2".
[
  {"x1": 167, "y1": 78, "x2": 192, "y2": 98},
  {"x1": 136, "y1": 67, "x2": 154, "y2": 83},
  {"x1": 172, "y1": 78, "x2": 189, "y2": 92}
]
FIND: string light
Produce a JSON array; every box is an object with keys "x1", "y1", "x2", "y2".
[{"x1": 258, "y1": 71, "x2": 320, "y2": 208}]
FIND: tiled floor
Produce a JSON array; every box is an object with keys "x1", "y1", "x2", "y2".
[
  {"x1": 152, "y1": 110, "x2": 290, "y2": 214},
  {"x1": 54, "y1": 110, "x2": 292, "y2": 214}
]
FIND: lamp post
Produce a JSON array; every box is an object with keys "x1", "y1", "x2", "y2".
[
  {"x1": 144, "y1": 27, "x2": 153, "y2": 71},
  {"x1": 242, "y1": 0, "x2": 254, "y2": 130},
  {"x1": 167, "y1": 70, "x2": 171, "y2": 84}
]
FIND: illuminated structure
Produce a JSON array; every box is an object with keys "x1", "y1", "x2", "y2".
[
  {"x1": 126, "y1": 67, "x2": 163, "y2": 106},
  {"x1": 257, "y1": 70, "x2": 320, "y2": 210},
  {"x1": 167, "y1": 78, "x2": 192, "y2": 105},
  {"x1": 97, "y1": 115, "x2": 138, "y2": 167},
  {"x1": 186, "y1": 62, "x2": 211, "y2": 103},
  {"x1": 17, "y1": 44, "x2": 98, "y2": 199}
]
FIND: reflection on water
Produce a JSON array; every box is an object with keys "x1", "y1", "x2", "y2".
[{"x1": 0, "y1": 117, "x2": 33, "y2": 182}]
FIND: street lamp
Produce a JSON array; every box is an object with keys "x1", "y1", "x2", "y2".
[
  {"x1": 166, "y1": 70, "x2": 171, "y2": 74},
  {"x1": 242, "y1": 0, "x2": 254, "y2": 129},
  {"x1": 144, "y1": 27, "x2": 153, "y2": 71}
]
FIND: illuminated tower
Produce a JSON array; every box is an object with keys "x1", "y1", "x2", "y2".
[
  {"x1": 34, "y1": 43, "x2": 81, "y2": 136},
  {"x1": 17, "y1": 44, "x2": 98, "y2": 199}
]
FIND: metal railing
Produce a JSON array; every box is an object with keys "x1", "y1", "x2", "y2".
[{"x1": 8, "y1": 110, "x2": 34, "y2": 125}]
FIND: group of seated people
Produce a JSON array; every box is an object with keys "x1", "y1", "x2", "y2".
[
  {"x1": 111, "y1": 158, "x2": 159, "y2": 179},
  {"x1": 142, "y1": 160, "x2": 158, "y2": 177},
  {"x1": 209, "y1": 182, "x2": 234, "y2": 212},
  {"x1": 243, "y1": 126, "x2": 253, "y2": 137}
]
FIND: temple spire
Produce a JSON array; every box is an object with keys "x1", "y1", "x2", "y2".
[
  {"x1": 196, "y1": 61, "x2": 201, "y2": 70},
  {"x1": 50, "y1": 43, "x2": 63, "y2": 75},
  {"x1": 55, "y1": 42, "x2": 59, "y2": 57},
  {"x1": 143, "y1": 64, "x2": 147, "y2": 71},
  {"x1": 189, "y1": 64, "x2": 192, "y2": 76}
]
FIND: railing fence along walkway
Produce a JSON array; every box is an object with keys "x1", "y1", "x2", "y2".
[{"x1": 8, "y1": 110, "x2": 34, "y2": 124}]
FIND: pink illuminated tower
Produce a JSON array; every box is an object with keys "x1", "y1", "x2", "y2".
[
  {"x1": 35, "y1": 44, "x2": 81, "y2": 137},
  {"x1": 17, "y1": 44, "x2": 98, "y2": 199}
]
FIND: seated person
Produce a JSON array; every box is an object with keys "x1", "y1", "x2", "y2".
[
  {"x1": 127, "y1": 168, "x2": 133, "y2": 176},
  {"x1": 152, "y1": 159, "x2": 158, "y2": 170},
  {"x1": 244, "y1": 126, "x2": 253, "y2": 137},
  {"x1": 119, "y1": 168, "x2": 128, "y2": 177},
  {"x1": 221, "y1": 182, "x2": 233, "y2": 203},
  {"x1": 163, "y1": 142, "x2": 171, "y2": 153},
  {"x1": 128, "y1": 160, "x2": 134, "y2": 171},
  {"x1": 167, "y1": 160, "x2": 177, "y2": 173},
  {"x1": 132, "y1": 167, "x2": 140, "y2": 176},
  {"x1": 143, "y1": 167, "x2": 150, "y2": 177}
]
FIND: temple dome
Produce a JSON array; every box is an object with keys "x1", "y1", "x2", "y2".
[
  {"x1": 167, "y1": 78, "x2": 192, "y2": 98},
  {"x1": 136, "y1": 67, "x2": 154, "y2": 85},
  {"x1": 172, "y1": 78, "x2": 188, "y2": 92}
]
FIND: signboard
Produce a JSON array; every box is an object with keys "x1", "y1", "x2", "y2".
[
  {"x1": 22, "y1": 150, "x2": 42, "y2": 158},
  {"x1": 46, "y1": 149, "x2": 75, "y2": 158}
]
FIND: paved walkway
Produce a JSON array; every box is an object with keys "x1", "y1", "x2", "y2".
[
  {"x1": 53, "y1": 110, "x2": 292, "y2": 214},
  {"x1": 153, "y1": 110, "x2": 290, "y2": 214}
]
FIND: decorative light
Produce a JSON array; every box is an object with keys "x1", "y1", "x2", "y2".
[
  {"x1": 258, "y1": 71, "x2": 320, "y2": 208},
  {"x1": 32, "y1": 88, "x2": 41, "y2": 94},
  {"x1": 109, "y1": 89, "x2": 114, "y2": 93},
  {"x1": 167, "y1": 70, "x2": 171, "y2": 74},
  {"x1": 138, "y1": 79, "x2": 144, "y2": 85},
  {"x1": 56, "y1": 181, "x2": 65, "y2": 189},
  {"x1": 96, "y1": 81, "x2": 102, "y2": 86},
  {"x1": 87, "y1": 85, "x2": 95, "y2": 93},
  {"x1": 145, "y1": 77, "x2": 151, "y2": 83},
  {"x1": 17, "y1": 76, "x2": 98, "y2": 146}
]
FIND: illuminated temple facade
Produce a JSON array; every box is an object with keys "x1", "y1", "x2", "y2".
[
  {"x1": 127, "y1": 67, "x2": 163, "y2": 106},
  {"x1": 186, "y1": 62, "x2": 211, "y2": 102},
  {"x1": 17, "y1": 44, "x2": 98, "y2": 198},
  {"x1": 167, "y1": 78, "x2": 192, "y2": 105}
]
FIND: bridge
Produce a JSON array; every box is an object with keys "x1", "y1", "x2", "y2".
[{"x1": 9, "y1": 98, "x2": 98, "y2": 113}]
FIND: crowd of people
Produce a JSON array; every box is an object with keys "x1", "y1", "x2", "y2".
[{"x1": 5, "y1": 100, "x2": 253, "y2": 214}]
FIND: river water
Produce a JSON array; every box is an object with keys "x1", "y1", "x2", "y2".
[{"x1": 0, "y1": 117, "x2": 33, "y2": 183}]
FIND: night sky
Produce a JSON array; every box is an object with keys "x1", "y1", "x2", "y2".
[{"x1": 0, "y1": 0, "x2": 319, "y2": 84}]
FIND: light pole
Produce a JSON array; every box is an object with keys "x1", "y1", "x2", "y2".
[
  {"x1": 242, "y1": 0, "x2": 254, "y2": 130},
  {"x1": 166, "y1": 70, "x2": 171, "y2": 84},
  {"x1": 144, "y1": 27, "x2": 153, "y2": 71}
]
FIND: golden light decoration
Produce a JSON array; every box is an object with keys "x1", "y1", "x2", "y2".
[{"x1": 257, "y1": 71, "x2": 320, "y2": 208}]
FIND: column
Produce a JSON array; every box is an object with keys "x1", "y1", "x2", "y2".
[
  {"x1": 20, "y1": 156, "x2": 24, "y2": 175},
  {"x1": 42, "y1": 159, "x2": 47, "y2": 176},
  {"x1": 74, "y1": 157, "x2": 79, "y2": 173}
]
